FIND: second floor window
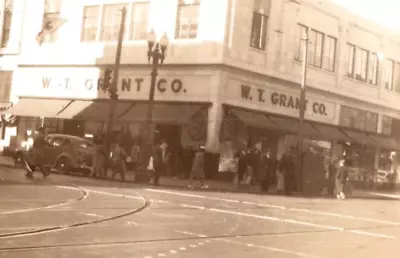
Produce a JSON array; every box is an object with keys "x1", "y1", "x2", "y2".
[
  {"x1": 175, "y1": 0, "x2": 201, "y2": 39},
  {"x1": 101, "y1": 4, "x2": 128, "y2": 41},
  {"x1": 386, "y1": 60, "x2": 400, "y2": 93},
  {"x1": 347, "y1": 43, "x2": 378, "y2": 85},
  {"x1": 250, "y1": 12, "x2": 267, "y2": 50},
  {"x1": 41, "y1": 0, "x2": 63, "y2": 43},
  {"x1": 1, "y1": 0, "x2": 13, "y2": 48},
  {"x1": 81, "y1": 6, "x2": 99, "y2": 42},
  {"x1": 130, "y1": 2, "x2": 149, "y2": 40},
  {"x1": 295, "y1": 24, "x2": 336, "y2": 72},
  {"x1": 81, "y1": 3, "x2": 150, "y2": 43}
]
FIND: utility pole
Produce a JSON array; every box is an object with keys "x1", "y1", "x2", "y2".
[
  {"x1": 297, "y1": 27, "x2": 310, "y2": 192},
  {"x1": 106, "y1": 6, "x2": 126, "y2": 148}
]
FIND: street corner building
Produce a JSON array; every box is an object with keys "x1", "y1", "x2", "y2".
[{"x1": 1, "y1": 0, "x2": 400, "y2": 190}]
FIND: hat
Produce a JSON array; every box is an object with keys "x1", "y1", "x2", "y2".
[{"x1": 199, "y1": 146, "x2": 206, "y2": 150}]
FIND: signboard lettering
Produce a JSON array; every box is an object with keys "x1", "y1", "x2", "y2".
[
  {"x1": 40, "y1": 76, "x2": 186, "y2": 95},
  {"x1": 239, "y1": 84, "x2": 330, "y2": 117}
]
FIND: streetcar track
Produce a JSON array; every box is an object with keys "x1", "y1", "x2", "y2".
[
  {"x1": 0, "y1": 186, "x2": 149, "y2": 239},
  {"x1": 0, "y1": 184, "x2": 87, "y2": 215}
]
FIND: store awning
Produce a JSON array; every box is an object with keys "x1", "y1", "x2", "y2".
[
  {"x1": 267, "y1": 115, "x2": 323, "y2": 139},
  {"x1": 5, "y1": 98, "x2": 71, "y2": 118},
  {"x1": 230, "y1": 109, "x2": 279, "y2": 130},
  {"x1": 56, "y1": 100, "x2": 133, "y2": 121},
  {"x1": 117, "y1": 103, "x2": 204, "y2": 123},
  {"x1": 341, "y1": 129, "x2": 377, "y2": 146},
  {"x1": 368, "y1": 134, "x2": 400, "y2": 151},
  {"x1": 313, "y1": 123, "x2": 351, "y2": 142}
]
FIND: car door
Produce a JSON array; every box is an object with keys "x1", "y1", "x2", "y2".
[{"x1": 43, "y1": 136, "x2": 65, "y2": 167}]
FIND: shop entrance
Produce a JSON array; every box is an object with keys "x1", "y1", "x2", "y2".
[
  {"x1": 154, "y1": 124, "x2": 182, "y2": 176},
  {"x1": 63, "y1": 119, "x2": 85, "y2": 137},
  {"x1": 154, "y1": 124, "x2": 182, "y2": 149}
]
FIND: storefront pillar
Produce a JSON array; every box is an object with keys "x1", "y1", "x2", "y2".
[{"x1": 204, "y1": 103, "x2": 224, "y2": 178}]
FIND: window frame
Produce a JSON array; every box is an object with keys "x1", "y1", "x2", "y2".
[
  {"x1": 295, "y1": 24, "x2": 336, "y2": 72},
  {"x1": 100, "y1": 3, "x2": 128, "y2": 42},
  {"x1": 249, "y1": 11, "x2": 268, "y2": 50},
  {"x1": 175, "y1": 0, "x2": 201, "y2": 40},
  {"x1": 129, "y1": 2, "x2": 150, "y2": 41},
  {"x1": 347, "y1": 43, "x2": 380, "y2": 86},
  {"x1": 81, "y1": 5, "x2": 100, "y2": 42},
  {"x1": 1, "y1": 0, "x2": 14, "y2": 48}
]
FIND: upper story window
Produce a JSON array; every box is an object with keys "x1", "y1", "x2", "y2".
[
  {"x1": 250, "y1": 0, "x2": 270, "y2": 50},
  {"x1": 295, "y1": 24, "x2": 337, "y2": 72},
  {"x1": 129, "y1": 2, "x2": 149, "y2": 40},
  {"x1": 175, "y1": 0, "x2": 201, "y2": 39},
  {"x1": 101, "y1": 4, "x2": 128, "y2": 41},
  {"x1": 39, "y1": 0, "x2": 64, "y2": 44},
  {"x1": 81, "y1": 2, "x2": 150, "y2": 42},
  {"x1": 384, "y1": 59, "x2": 400, "y2": 93},
  {"x1": 1, "y1": 0, "x2": 13, "y2": 48},
  {"x1": 347, "y1": 43, "x2": 378, "y2": 85},
  {"x1": 81, "y1": 6, "x2": 99, "y2": 42}
]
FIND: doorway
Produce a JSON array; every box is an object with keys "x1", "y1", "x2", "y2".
[{"x1": 154, "y1": 124, "x2": 182, "y2": 176}]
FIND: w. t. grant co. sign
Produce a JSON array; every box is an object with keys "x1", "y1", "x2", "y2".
[
  {"x1": 12, "y1": 68, "x2": 213, "y2": 102},
  {"x1": 225, "y1": 79, "x2": 336, "y2": 122}
]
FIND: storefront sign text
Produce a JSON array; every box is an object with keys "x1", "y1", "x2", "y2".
[
  {"x1": 41, "y1": 76, "x2": 186, "y2": 94},
  {"x1": 240, "y1": 84, "x2": 329, "y2": 117}
]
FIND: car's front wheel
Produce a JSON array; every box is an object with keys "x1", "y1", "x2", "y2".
[{"x1": 56, "y1": 157, "x2": 72, "y2": 174}]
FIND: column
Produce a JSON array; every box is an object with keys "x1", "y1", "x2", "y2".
[{"x1": 205, "y1": 103, "x2": 223, "y2": 153}]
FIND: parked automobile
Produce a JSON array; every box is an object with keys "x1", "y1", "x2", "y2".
[{"x1": 14, "y1": 134, "x2": 93, "y2": 175}]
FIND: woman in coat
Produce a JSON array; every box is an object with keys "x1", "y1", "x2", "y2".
[{"x1": 189, "y1": 145, "x2": 208, "y2": 189}]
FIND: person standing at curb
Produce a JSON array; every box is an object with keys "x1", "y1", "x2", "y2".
[
  {"x1": 189, "y1": 145, "x2": 208, "y2": 189},
  {"x1": 335, "y1": 158, "x2": 348, "y2": 200},
  {"x1": 25, "y1": 127, "x2": 50, "y2": 179}
]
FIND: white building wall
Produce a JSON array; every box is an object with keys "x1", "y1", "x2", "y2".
[
  {"x1": 223, "y1": 0, "x2": 400, "y2": 122},
  {"x1": 18, "y1": 0, "x2": 229, "y2": 66}
]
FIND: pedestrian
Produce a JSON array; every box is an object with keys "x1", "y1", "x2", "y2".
[
  {"x1": 89, "y1": 135, "x2": 108, "y2": 178},
  {"x1": 25, "y1": 127, "x2": 50, "y2": 179},
  {"x1": 260, "y1": 150, "x2": 273, "y2": 193},
  {"x1": 127, "y1": 140, "x2": 140, "y2": 182},
  {"x1": 151, "y1": 141, "x2": 168, "y2": 186},
  {"x1": 235, "y1": 150, "x2": 247, "y2": 189},
  {"x1": 189, "y1": 145, "x2": 208, "y2": 189},
  {"x1": 111, "y1": 141, "x2": 127, "y2": 181},
  {"x1": 335, "y1": 158, "x2": 348, "y2": 200}
]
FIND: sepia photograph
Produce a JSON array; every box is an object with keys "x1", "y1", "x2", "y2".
[{"x1": 0, "y1": 0, "x2": 399, "y2": 257}]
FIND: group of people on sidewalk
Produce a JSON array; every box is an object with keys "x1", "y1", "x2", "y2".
[
  {"x1": 234, "y1": 148, "x2": 296, "y2": 195},
  {"x1": 233, "y1": 147, "x2": 352, "y2": 199}
]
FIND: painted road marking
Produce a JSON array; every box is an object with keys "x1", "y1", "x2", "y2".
[
  {"x1": 177, "y1": 229, "x2": 317, "y2": 257},
  {"x1": 179, "y1": 247, "x2": 186, "y2": 250},
  {"x1": 86, "y1": 189, "x2": 144, "y2": 200},
  {"x1": 208, "y1": 207, "x2": 395, "y2": 240},
  {"x1": 79, "y1": 212, "x2": 105, "y2": 218},
  {"x1": 146, "y1": 188, "x2": 400, "y2": 226},
  {"x1": 158, "y1": 254, "x2": 166, "y2": 257},
  {"x1": 169, "y1": 250, "x2": 177, "y2": 253},
  {"x1": 145, "y1": 188, "x2": 239, "y2": 203}
]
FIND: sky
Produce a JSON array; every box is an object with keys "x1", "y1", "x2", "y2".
[{"x1": 330, "y1": 0, "x2": 400, "y2": 32}]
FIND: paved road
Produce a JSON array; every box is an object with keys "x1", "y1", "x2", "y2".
[{"x1": 0, "y1": 168, "x2": 400, "y2": 258}]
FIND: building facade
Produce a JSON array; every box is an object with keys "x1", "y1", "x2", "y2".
[{"x1": 3, "y1": 0, "x2": 400, "y2": 181}]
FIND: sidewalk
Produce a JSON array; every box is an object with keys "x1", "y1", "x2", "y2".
[{"x1": 0, "y1": 154, "x2": 396, "y2": 199}]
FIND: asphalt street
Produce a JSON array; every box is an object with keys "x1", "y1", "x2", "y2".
[{"x1": 1, "y1": 167, "x2": 400, "y2": 258}]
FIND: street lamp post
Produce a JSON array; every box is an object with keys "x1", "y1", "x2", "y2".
[
  {"x1": 297, "y1": 27, "x2": 310, "y2": 192},
  {"x1": 145, "y1": 31, "x2": 169, "y2": 152}
]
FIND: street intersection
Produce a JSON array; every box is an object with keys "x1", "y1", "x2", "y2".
[{"x1": 1, "y1": 167, "x2": 400, "y2": 258}]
